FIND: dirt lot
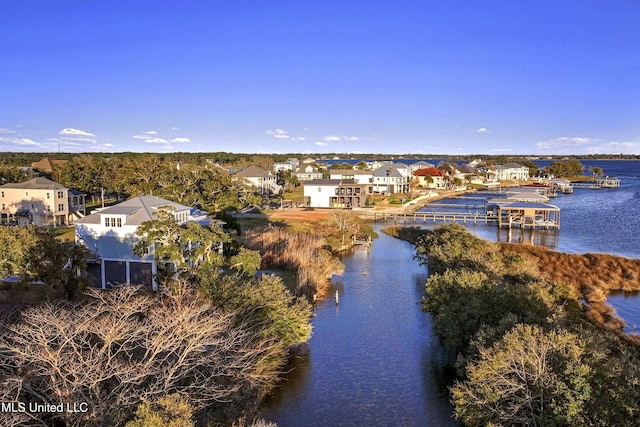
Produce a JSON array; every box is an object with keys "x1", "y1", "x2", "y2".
[{"x1": 263, "y1": 208, "x2": 333, "y2": 221}]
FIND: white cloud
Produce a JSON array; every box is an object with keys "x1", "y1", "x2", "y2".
[
  {"x1": 291, "y1": 137, "x2": 306, "y2": 142},
  {"x1": 472, "y1": 128, "x2": 488, "y2": 133},
  {"x1": 585, "y1": 141, "x2": 637, "y2": 154},
  {"x1": 265, "y1": 128, "x2": 289, "y2": 139},
  {"x1": 343, "y1": 136, "x2": 359, "y2": 141},
  {"x1": 144, "y1": 130, "x2": 158, "y2": 135},
  {"x1": 103, "y1": 143, "x2": 115, "y2": 147},
  {"x1": 315, "y1": 141, "x2": 328, "y2": 146},
  {"x1": 145, "y1": 137, "x2": 170, "y2": 144},
  {"x1": 171, "y1": 127, "x2": 180, "y2": 131},
  {"x1": 0, "y1": 128, "x2": 16, "y2": 134},
  {"x1": 10, "y1": 137, "x2": 38, "y2": 146},
  {"x1": 171, "y1": 137, "x2": 191, "y2": 143},
  {"x1": 59, "y1": 128, "x2": 96, "y2": 137},
  {"x1": 323, "y1": 135, "x2": 342, "y2": 142},
  {"x1": 535, "y1": 136, "x2": 598, "y2": 150}
]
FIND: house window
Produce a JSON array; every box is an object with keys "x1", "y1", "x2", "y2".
[
  {"x1": 47, "y1": 193, "x2": 50, "y2": 199},
  {"x1": 58, "y1": 204, "x2": 64, "y2": 211},
  {"x1": 1, "y1": 204, "x2": 4, "y2": 210},
  {"x1": 104, "y1": 217, "x2": 109, "y2": 227},
  {"x1": 318, "y1": 187, "x2": 322, "y2": 192},
  {"x1": 116, "y1": 218, "x2": 122, "y2": 227},
  {"x1": 57, "y1": 191, "x2": 64, "y2": 198},
  {"x1": 1, "y1": 191, "x2": 4, "y2": 197}
]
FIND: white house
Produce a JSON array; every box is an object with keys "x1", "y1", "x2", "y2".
[
  {"x1": 372, "y1": 162, "x2": 411, "y2": 194},
  {"x1": 495, "y1": 162, "x2": 530, "y2": 181},
  {"x1": 234, "y1": 165, "x2": 281, "y2": 194},
  {"x1": 74, "y1": 195, "x2": 210, "y2": 291},
  {"x1": 329, "y1": 169, "x2": 374, "y2": 187},
  {"x1": 303, "y1": 179, "x2": 368, "y2": 208},
  {"x1": 293, "y1": 164, "x2": 324, "y2": 181},
  {"x1": 0, "y1": 177, "x2": 85, "y2": 226}
]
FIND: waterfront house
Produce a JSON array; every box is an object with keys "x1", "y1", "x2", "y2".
[
  {"x1": 234, "y1": 165, "x2": 281, "y2": 194},
  {"x1": 74, "y1": 195, "x2": 210, "y2": 290},
  {"x1": 372, "y1": 162, "x2": 411, "y2": 194},
  {"x1": 495, "y1": 162, "x2": 530, "y2": 181},
  {"x1": 293, "y1": 163, "x2": 324, "y2": 182},
  {"x1": 413, "y1": 167, "x2": 447, "y2": 189},
  {"x1": 304, "y1": 179, "x2": 368, "y2": 208},
  {"x1": 0, "y1": 177, "x2": 85, "y2": 226}
]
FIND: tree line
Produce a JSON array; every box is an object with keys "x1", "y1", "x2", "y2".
[{"x1": 414, "y1": 224, "x2": 640, "y2": 426}]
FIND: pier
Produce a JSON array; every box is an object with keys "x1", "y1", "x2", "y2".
[{"x1": 356, "y1": 210, "x2": 497, "y2": 225}]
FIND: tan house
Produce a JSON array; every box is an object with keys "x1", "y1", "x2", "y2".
[
  {"x1": 0, "y1": 177, "x2": 85, "y2": 226},
  {"x1": 413, "y1": 168, "x2": 447, "y2": 189}
]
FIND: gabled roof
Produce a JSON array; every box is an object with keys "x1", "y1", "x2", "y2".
[
  {"x1": 329, "y1": 169, "x2": 373, "y2": 176},
  {"x1": 372, "y1": 163, "x2": 409, "y2": 177},
  {"x1": 458, "y1": 165, "x2": 476, "y2": 174},
  {"x1": 75, "y1": 195, "x2": 205, "y2": 226},
  {"x1": 30, "y1": 157, "x2": 68, "y2": 172},
  {"x1": 234, "y1": 165, "x2": 272, "y2": 177},
  {"x1": 414, "y1": 167, "x2": 445, "y2": 177},
  {"x1": 0, "y1": 177, "x2": 68, "y2": 190}
]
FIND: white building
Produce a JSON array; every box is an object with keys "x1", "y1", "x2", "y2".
[
  {"x1": 329, "y1": 169, "x2": 373, "y2": 186},
  {"x1": 234, "y1": 165, "x2": 281, "y2": 194},
  {"x1": 495, "y1": 162, "x2": 530, "y2": 181},
  {"x1": 372, "y1": 162, "x2": 411, "y2": 194},
  {"x1": 293, "y1": 164, "x2": 324, "y2": 181},
  {"x1": 74, "y1": 195, "x2": 209, "y2": 290}
]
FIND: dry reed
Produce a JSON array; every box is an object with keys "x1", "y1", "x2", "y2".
[{"x1": 240, "y1": 225, "x2": 343, "y2": 297}]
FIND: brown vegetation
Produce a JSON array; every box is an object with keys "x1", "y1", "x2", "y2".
[
  {"x1": 501, "y1": 244, "x2": 640, "y2": 330},
  {"x1": 240, "y1": 226, "x2": 344, "y2": 298}
]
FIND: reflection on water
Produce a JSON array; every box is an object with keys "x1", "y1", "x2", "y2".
[
  {"x1": 607, "y1": 292, "x2": 640, "y2": 334},
  {"x1": 261, "y1": 231, "x2": 458, "y2": 427}
]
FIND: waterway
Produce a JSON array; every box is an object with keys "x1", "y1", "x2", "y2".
[
  {"x1": 261, "y1": 231, "x2": 458, "y2": 426},
  {"x1": 261, "y1": 160, "x2": 640, "y2": 425}
]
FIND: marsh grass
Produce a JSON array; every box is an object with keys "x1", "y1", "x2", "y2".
[
  {"x1": 502, "y1": 244, "x2": 640, "y2": 329},
  {"x1": 240, "y1": 226, "x2": 343, "y2": 298}
]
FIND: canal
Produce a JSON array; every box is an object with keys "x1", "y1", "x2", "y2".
[{"x1": 261, "y1": 229, "x2": 458, "y2": 426}]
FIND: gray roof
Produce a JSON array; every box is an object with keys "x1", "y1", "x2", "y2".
[
  {"x1": 76, "y1": 195, "x2": 196, "y2": 226},
  {"x1": 234, "y1": 165, "x2": 271, "y2": 177},
  {"x1": 304, "y1": 179, "x2": 342, "y2": 185},
  {"x1": 0, "y1": 177, "x2": 68, "y2": 190},
  {"x1": 497, "y1": 162, "x2": 525, "y2": 169},
  {"x1": 500, "y1": 202, "x2": 560, "y2": 210}
]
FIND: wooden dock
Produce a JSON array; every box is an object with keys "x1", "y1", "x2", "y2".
[{"x1": 356, "y1": 210, "x2": 497, "y2": 225}]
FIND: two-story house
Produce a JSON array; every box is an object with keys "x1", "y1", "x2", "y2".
[
  {"x1": 292, "y1": 163, "x2": 324, "y2": 182},
  {"x1": 74, "y1": 195, "x2": 210, "y2": 290},
  {"x1": 495, "y1": 162, "x2": 530, "y2": 182},
  {"x1": 234, "y1": 165, "x2": 281, "y2": 194},
  {"x1": 413, "y1": 168, "x2": 448, "y2": 189},
  {"x1": 304, "y1": 179, "x2": 368, "y2": 208},
  {"x1": 0, "y1": 177, "x2": 85, "y2": 226},
  {"x1": 372, "y1": 162, "x2": 411, "y2": 194}
]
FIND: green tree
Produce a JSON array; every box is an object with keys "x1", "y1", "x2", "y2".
[
  {"x1": 452, "y1": 324, "x2": 591, "y2": 427},
  {"x1": 126, "y1": 394, "x2": 194, "y2": 427},
  {"x1": 546, "y1": 159, "x2": 585, "y2": 178},
  {"x1": 196, "y1": 272, "x2": 312, "y2": 349},
  {"x1": 133, "y1": 211, "x2": 231, "y2": 280}
]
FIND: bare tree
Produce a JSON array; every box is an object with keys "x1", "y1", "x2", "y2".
[{"x1": 0, "y1": 284, "x2": 282, "y2": 426}]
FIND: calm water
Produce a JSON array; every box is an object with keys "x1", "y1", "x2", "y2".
[
  {"x1": 261, "y1": 232, "x2": 458, "y2": 426},
  {"x1": 261, "y1": 160, "x2": 640, "y2": 425}
]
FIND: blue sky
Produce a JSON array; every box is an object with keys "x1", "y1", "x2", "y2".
[{"x1": 1, "y1": 1, "x2": 639, "y2": 155}]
